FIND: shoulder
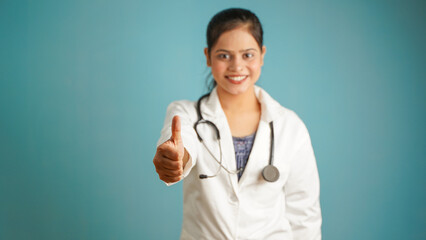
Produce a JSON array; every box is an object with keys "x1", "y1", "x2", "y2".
[
  {"x1": 278, "y1": 106, "x2": 306, "y2": 130},
  {"x1": 258, "y1": 86, "x2": 305, "y2": 126},
  {"x1": 260, "y1": 88, "x2": 311, "y2": 141}
]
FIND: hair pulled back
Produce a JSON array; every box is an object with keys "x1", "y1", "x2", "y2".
[{"x1": 205, "y1": 8, "x2": 264, "y2": 92}]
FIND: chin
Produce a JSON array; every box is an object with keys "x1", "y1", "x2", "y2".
[{"x1": 221, "y1": 84, "x2": 253, "y2": 96}]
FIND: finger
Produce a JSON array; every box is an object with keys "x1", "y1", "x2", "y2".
[
  {"x1": 155, "y1": 166, "x2": 182, "y2": 178},
  {"x1": 161, "y1": 149, "x2": 180, "y2": 161},
  {"x1": 157, "y1": 144, "x2": 180, "y2": 160},
  {"x1": 160, "y1": 175, "x2": 181, "y2": 184},
  {"x1": 154, "y1": 153, "x2": 182, "y2": 171},
  {"x1": 161, "y1": 169, "x2": 183, "y2": 178},
  {"x1": 171, "y1": 115, "x2": 182, "y2": 144},
  {"x1": 160, "y1": 158, "x2": 182, "y2": 170},
  {"x1": 154, "y1": 155, "x2": 181, "y2": 170}
]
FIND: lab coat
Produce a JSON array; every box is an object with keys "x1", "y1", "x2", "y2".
[{"x1": 157, "y1": 85, "x2": 322, "y2": 240}]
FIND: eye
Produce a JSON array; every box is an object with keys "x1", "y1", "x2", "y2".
[
  {"x1": 243, "y1": 53, "x2": 254, "y2": 59},
  {"x1": 217, "y1": 54, "x2": 230, "y2": 60}
]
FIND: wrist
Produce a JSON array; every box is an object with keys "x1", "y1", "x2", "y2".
[{"x1": 183, "y1": 148, "x2": 190, "y2": 168}]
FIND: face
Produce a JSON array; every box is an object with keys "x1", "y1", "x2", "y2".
[{"x1": 204, "y1": 25, "x2": 266, "y2": 96}]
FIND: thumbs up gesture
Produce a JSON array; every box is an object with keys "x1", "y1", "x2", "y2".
[{"x1": 153, "y1": 115, "x2": 189, "y2": 183}]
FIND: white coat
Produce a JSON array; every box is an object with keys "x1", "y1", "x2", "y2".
[{"x1": 157, "y1": 85, "x2": 322, "y2": 240}]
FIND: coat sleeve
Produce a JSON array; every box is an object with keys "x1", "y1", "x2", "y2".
[
  {"x1": 284, "y1": 117, "x2": 322, "y2": 239},
  {"x1": 156, "y1": 101, "x2": 199, "y2": 186}
]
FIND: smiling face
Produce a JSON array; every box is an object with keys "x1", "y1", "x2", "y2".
[{"x1": 204, "y1": 25, "x2": 266, "y2": 96}]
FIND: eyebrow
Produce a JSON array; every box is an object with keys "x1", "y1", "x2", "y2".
[{"x1": 215, "y1": 48, "x2": 257, "y2": 53}]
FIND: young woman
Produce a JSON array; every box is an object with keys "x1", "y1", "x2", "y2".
[{"x1": 153, "y1": 8, "x2": 322, "y2": 239}]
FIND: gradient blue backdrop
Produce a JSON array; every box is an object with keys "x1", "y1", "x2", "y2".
[{"x1": 1, "y1": 0, "x2": 425, "y2": 239}]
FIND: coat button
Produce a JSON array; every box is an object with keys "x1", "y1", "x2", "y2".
[{"x1": 229, "y1": 194, "x2": 238, "y2": 204}]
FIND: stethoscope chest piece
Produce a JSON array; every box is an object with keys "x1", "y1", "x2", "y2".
[{"x1": 262, "y1": 165, "x2": 280, "y2": 182}]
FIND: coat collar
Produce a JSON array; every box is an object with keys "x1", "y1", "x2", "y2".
[{"x1": 200, "y1": 85, "x2": 286, "y2": 123}]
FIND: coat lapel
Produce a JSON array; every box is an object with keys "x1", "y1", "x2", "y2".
[
  {"x1": 201, "y1": 87, "x2": 239, "y2": 195},
  {"x1": 237, "y1": 119, "x2": 270, "y2": 186}
]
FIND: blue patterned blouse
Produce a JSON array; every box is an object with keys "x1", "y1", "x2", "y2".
[{"x1": 232, "y1": 132, "x2": 256, "y2": 180}]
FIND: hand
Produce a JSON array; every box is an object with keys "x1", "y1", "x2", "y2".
[{"x1": 153, "y1": 115, "x2": 188, "y2": 183}]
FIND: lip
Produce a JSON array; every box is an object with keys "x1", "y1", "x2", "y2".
[{"x1": 225, "y1": 75, "x2": 248, "y2": 84}]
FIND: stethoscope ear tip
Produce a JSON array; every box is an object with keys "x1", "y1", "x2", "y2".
[{"x1": 199, "y1": 174, "x2": 208, "y2": 179}]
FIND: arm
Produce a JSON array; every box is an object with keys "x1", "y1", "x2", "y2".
[{"x1": 154, "y1": 101, "x2": 198, "y2": 185}]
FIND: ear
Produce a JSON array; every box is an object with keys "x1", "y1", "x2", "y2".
[
  {"x1": 204, "y1": 47, "x2": 211, "y2": 67},
  {"x1": 260, "y1": 46, "x2": 267, "y2": 66}
]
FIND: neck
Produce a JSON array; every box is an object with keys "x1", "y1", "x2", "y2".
[{"x1": 217, "y1": 86, "x2": 260, "y2": 114}]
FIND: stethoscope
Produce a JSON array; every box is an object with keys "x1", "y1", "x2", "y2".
[{"x1": 193, "y1": 93, "x2": 280, "y2": 182}]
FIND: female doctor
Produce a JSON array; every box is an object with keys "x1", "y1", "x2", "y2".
[{"x1": 153, "y1": 8, "x2": 322, "y2": 239}]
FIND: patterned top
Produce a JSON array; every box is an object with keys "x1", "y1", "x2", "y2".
[{"x1": 232, "y1": 132, "x2": 256, "y2": 181}]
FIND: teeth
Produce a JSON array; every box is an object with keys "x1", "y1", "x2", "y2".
[{"x1": 227, "y1": 76, "x2": 247, "y2": 81}]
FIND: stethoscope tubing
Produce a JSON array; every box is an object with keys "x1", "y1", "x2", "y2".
[{"x1": 194, "y1": 92, "x2": 279, "y2": 182}]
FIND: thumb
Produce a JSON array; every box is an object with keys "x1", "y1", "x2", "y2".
[{"x1": 171, "y1": 115, "x2": 182, "y2": 144}]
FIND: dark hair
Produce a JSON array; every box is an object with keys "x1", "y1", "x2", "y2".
[{"x1": 205, "y1": 8, "x2": 264, "y2": 92}]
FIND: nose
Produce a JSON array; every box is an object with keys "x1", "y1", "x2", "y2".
[{"x1": 228, "y1": 56, "x2": 243, "y2": 72}]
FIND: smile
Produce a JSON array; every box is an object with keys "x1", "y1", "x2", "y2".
[{"x1": 226, "y1": 75, "x2": 248, "y2": 83}]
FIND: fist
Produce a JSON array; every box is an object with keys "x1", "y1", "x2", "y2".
[{"x1": 153, "y1": 115, "x2": 188, "y2": 183}]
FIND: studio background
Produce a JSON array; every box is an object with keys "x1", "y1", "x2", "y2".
[{"x1": 1, "y1": 0, "x2": 425, "y2": 239}]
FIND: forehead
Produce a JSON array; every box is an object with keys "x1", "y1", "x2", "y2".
[{"x1": 212, "y1": 26, "x2": 259, "y2": 52}]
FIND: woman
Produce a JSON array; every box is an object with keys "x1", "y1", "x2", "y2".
[{"x1": 153, "y1": 8, "x2": 322, "y2": 239}]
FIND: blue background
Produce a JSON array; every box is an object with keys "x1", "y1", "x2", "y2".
[{"x1": 1, "y1": 0, "x2": 425, "y2": 239}]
